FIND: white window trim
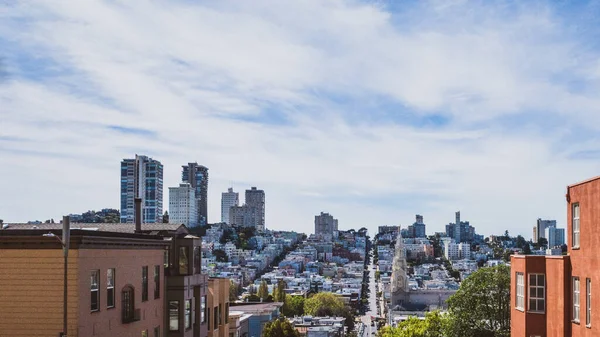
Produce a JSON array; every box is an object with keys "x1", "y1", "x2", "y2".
[
  {"x1": 91, "y1": 270, "x2": 100, "y2": 312},
  {"x1": 574, "y1": 277, "x2": 581, "y2": 322},
  {"x1": 573, "y1": 203, "x2": 580, "y2": 248},
  {"x1": 107, "y1": 268, "x2": 115, "y2": 308},
  {"x1": 587, "y1": 278, "x2": 592, "y2": 327},
  {"x1": 528, "y1": 273, "x2": 545, "y2": 313},
  {"x1": 516, "y1": 272, "x2": 525, "y2": 311}
]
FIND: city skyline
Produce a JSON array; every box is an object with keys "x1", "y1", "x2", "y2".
[{"x1": 3, "y1": 1, "x2": 600, "y2": 236}]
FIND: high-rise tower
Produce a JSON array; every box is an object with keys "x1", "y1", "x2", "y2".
[
  {"x1": 221, "y1": 188, "x2": 239, "y2": 224},
  {"x1": 120, "y1": 154, "x2": 163, "y2": 223},
  {"x1": 245, "y1": 187, "x2": 265, "y2": 231},
  {"x1": 181, "y1": 163, "x2": 209, "y2": 226}
]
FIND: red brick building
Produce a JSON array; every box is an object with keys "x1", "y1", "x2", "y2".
[{"x1": 511, "y1": 176, "x2": 600, "y2": 337}]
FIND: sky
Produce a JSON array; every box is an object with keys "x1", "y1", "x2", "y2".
[{"x1": 2, "y1": 0, "x2": 600, "y2": 237}]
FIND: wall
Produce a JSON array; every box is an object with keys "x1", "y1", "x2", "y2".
[
  {"x1": 77, "y1": 248, "x2": 164, "y2": 337},
  {"x1": 0, "y1": 249, "x2": 80, "y2": 336}
]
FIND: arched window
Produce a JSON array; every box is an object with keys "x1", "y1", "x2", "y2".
[{"x1": 122, "y1": 285, "x2": 136, "y2": 323}]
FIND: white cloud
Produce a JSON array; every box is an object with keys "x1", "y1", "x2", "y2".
[{"x1": 2, "y1": 0, "x2": 600, "y2": 237}]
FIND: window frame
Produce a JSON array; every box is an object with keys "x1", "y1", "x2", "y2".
[
  {"x1": 573, "y1": 203, "x2": 580, "y2": 248},
  {"x1": 201, "y1": 295, "x2": 207, "y2": 323},
  {"x1": 587, "y1": 278, "x2": 592, "y2": 327},
  {"x1": 154, "y1": 265, "x2": 160, "y2": 299},
  {"x1": 213, "y1": 306, "x2": 218, "y2": 329},
  {"x1": 142, "y1": 266, "x2": 149, "y2": 302},
  {"x1": 185, "y1": 299, "x2": 192, "y2": 330},
  {"x1": 169, "y1": 300, "x2": 180, "y2": 331},
  {"x1": 91, "y1": 270, "x2": 100, "y2": 312},
  {"x1": 154, "y1": 326, "x2": 160, "y2": 337},
  {"x1": 107, "y1": 268, "x2": 115, "y2": 309},
  {"x1": 528, "y1": 273, "x2": 545, "y2": 313},
  {"x1": 516, "y1": 272, "x2": 525, "y2": 311},
  {"x1": 179, "y1": 246, "x2": 189, "y2": 275},
  {"x1": 122, "y1": 285, "x2": 135, "y2": 323},
  {"x1": 574, "y1": 277, "x2": 581, "y2": 322}
]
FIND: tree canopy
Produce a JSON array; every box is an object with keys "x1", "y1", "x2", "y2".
[
  {"x1": 304, "y1": 292, "x2": 345, "y2": 316},
  {"x1": 258, "y1": 280, "x2": 269, "y2": 301},
  {"x1": 284, "y1": 296, "x2": 305, "y2": 317},
  {"x1": 446, "y1": 265, "x2": 510, "y2": 337},
  {"x1": 263, "y1": 316, "x2": 300, "y2": 337},
  {"x1": 378, "y1": 311, "x2": 446, "y2": 337}
]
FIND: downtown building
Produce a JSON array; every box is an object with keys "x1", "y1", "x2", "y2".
[
  {"x1": 533, "y1": 219, "x2": 557, "y2": 244},
  {"x1": 314, "y1": 212, "x2": 339, "y2": 239},
  {"x1": 182, "y1": 163, "x2": 209, "y2": 227},
  {"x1": 120, "y1": 154, "x2": 163, "y2": 223},
  {"x1": 405, "y1": 214, "x2": 426, "y2": 238},
  {"x1": 169, "y1": 183, "x2": 198, "y2": 227},
  {"x1": 220, "y1": 188, "x2": 239, "y2": 224},
  {"x1": 511, "y1": 175, "x2": 600, "y2": 337}
]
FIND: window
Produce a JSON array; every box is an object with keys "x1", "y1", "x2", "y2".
[
  {"x1": 142, "y1": 330, "x2": 148, "y2": 337},
  {"x1": 91, "y1": 270, "x2": 100, "y2": 311},
  {"x1": 225, "y1": 303, "x2": 229, "y2": 323},
  {"x1": 516, "y1": 272, "x2": 525, "y2": 310},
  {"x1": 154, "y1": 265, "x2": 160, "y2": 299},
  {"x1": 185, "y1": 299, "x2": 192, "y2": 329},
  {"x1": 142, "y1": 266, "x2": 148, "y2": 302},
  {"x1": 218, "y1": 304, "x2": 222, "y2": 325},
  {"x1": 587, "y1": 278, "x2": 592, "y2": 326},
  {"x1": 528, "y1": 274, "x2": 545, "y2": 313},
  {"x1": 573, "y1": 203, "x2": 580, "y2": 248},
  {"x1": 213, "y1": 307, "x2": 218, "y2": 329},
  {"x1": 164, "y1": 249, "x2": 170, "y2": 269},
  {"x1": 122, "y1": 286, "x2": 135, "y2": 322},
  {"x1": 154, "y1": 326, "x2": 160, "y2": 337},
  {"x1": 179, "y1": 247, "x2": 189, "y2": 275},
  {"x1": 574, "y1": 277, "x2": 581, "y2": 322},
  {"x1": 107, "y1": 268, "x2": 115, "y2": 308},
  {"x1": 169, "y1": 301, "x2": 179, "y2": 331},
  {"x1": 201, "y1": 296, "x2": 207, "y2": 323},
  {"x1": 207, "y1": 305, "x2": 211, "y2": 330}
]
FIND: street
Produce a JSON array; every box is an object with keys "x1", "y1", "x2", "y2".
[{"x1": 360, "y1": 262, "x2": 379, "y2": 337}]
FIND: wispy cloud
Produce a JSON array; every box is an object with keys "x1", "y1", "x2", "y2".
[{"x1": 1, "y1": 0, "x2": 600, "y2": 236}]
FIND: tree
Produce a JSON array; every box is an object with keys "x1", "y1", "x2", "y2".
[
  {"x1": 258, "y1": 280, "x2": 269, "y2": 301},
  {"x1": 446, "y1": 265, "x2": 510, "y2": 337},
  {"x1": 274, "y1": 279, "x2": 287, "y2": 303},
  {"x1": 162, "y1": 211, "x2": 169, "y2": 223},
  {"x1": 304, "y1": 292, "x2": 354, "y2": 330},
  {"x1": 537, "y1": 237, "x2": 548, "y2": 250},
  {"x1": 378, "y1": 311, "x2": 447, "y2": 337},
  {"x1": 503, "y1": 230, "x2": 509, "y2": 240},
  {"x1": 263, "y1": 316, "x2": 300, "y2": 337},
  {"x1": 502, "y1": 250, "x2": 514, "y2": 263},
  {"x1": 284, "y1": 296, "x2": 305, "y2": 317},
  {"x1": 515, "y1": 235, "x2": 527, "y2": 249},
  {"x1": 213, "y1": 249, "x2": 228, "y2": 262},
  {"x1": 522, "y1": 243, "x2": 532, "y2": 255}
]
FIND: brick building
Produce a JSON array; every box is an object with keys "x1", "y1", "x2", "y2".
[{"x1": 511, "y1": 176, "x2": 600, "y2": 337}]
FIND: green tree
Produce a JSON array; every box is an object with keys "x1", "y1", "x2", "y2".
[
  {"x1": 304, "y1": 292, "x2": 355, "y2": 330},
  {"x1": 284, "y1": 296, "x2": 305, "y2": 317},
  {"x1": 213, "y1": 249, "x2": 228, "y2": 262},
  {"x1": 263, "y1": 316, "x2": 300, "y2": 337},
  {"x1": 258, "y1": 280, "x2": 269, "y2": 301},
  {"x1": 274, "y1": 279, "x2": 287, "y2": 303},
  {"x1": 377, "y1": 311, "x2": 447, "y2": 337},
  {"x1": 446, "y1": 265, "x2": 510, "y2": 337}
]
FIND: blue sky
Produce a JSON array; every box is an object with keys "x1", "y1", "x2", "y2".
[{"x1": 2, "y1": 0, "x2": 600, "y2": 237}]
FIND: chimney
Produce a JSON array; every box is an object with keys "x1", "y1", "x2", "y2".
[{"x1": 135, "y1": 198, "x2": 142, "y2": 232}]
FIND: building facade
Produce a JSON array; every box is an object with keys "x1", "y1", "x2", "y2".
[
  {"x1": 221, "y1": 188, "x2": 239, "y2": 224},
  {"x1": 207, "y1": 278, "x2": 230, "y2": 337},
  {"x1": 545, "y1": 226, "x2": 565, "y2": 248},
  {"x1": 245, "y1": 187, "x2": 265, "y2": 231},
  {"x1": 120, "y1": 154, "x2": 164, "y2": 223},
  {"x1": 0, "y1": 229, "x2": 167, "y2": 337},
  {"x1": 315, "y1": 212, "x2": 338, "y2": 237},
  {"x1": 182, "y1": 163, "x2": 209, "y2": 227},
  {"x1": 169, "y1": 183, "x2": 198, "y2": 227},
  {"x1": 511, "y1": 175, "x2": 600, "y2": 337},
  {"x1": 533, "y1": 219, "x2": 557, "y2": 243}
]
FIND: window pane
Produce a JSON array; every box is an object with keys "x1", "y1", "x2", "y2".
[
  {"x1": 180, "y1": 247, "x2": 189, "y2": 275},
  {"x1": 142, "y1": 266, "x2": 148, "y2": 302},
  {"x1": 169, "y1": 301, "x2": 179, "y2": 331},
  {"x1": 185, "y1": 300, "x2": 192, "y2": 329},
  {"x1": 529, "y1": 299, "x2": 536, "y2": 311}
]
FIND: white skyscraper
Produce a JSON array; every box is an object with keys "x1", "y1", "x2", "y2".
[
  {"x1": 221, "y1": 187, "x2": 239, "y2": 224},
  {"x1": 169, "y1": 183, "x2": 197, "y2": 227}
]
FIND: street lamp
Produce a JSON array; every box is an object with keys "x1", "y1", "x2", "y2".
[{"x1": 43, "y1": 216, "x2": 70, "y2": 337}]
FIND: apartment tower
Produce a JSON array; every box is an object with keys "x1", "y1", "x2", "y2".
[
  {"x1": 181, "y1": 163, "x2": 209, "y2": 226},
  {"x1": 120, "y1": 154, "x2": 163, "y2": 223}
]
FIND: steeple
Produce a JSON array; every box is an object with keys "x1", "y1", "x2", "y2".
[{"x1": 391, "y1": 226, "x2": 409, "y2": 294}]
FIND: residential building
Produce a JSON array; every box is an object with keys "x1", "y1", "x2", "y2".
[
  {"x1": 229, "y1": 187, "x2": 266, "y2": 231},
  {"x1": 245, "y1": 187, "x2": 265, "y2": 231},
  {"x1": 408, "y1": 214, "x2": 426, "y2": 238},
  {"x1": 315, "y1": 212, "x2": 338, "y2": 237},
  {"x1": 221, "y1": 188, "x2": 239, "y2": 224},
  {"x1": 533, "y1": 219, "x2": 557, "y2": 243},
  {"x1": 458, "y1": 242, "x2": 471, "y2": 260},
  {"x1": 120, "y1": 154, "x2": 164, "y2": 223},
  {"x1": 229, "y1": 302, "x2": 283, "y2": 337},
  {"x1": 511, "y1": 175, "x2": 600, "y2": 336},
  {"x1": 446, "y1": 211, "x2": 475, "y2": 243},
  {"x1": 165, "y1": 232, "x2": 208, "y2": 337},
  {"x1": 443, "y1": 240, "x2": 460, "y2": 261},
  {"x1": 228, "y1": 311, "x2": 250, "y2": 337},
  {"x1": 0, "y1": 228, "x2": 167, "y2": 337},
  {"x1": 182, "y1": 163, "x2": 209, "y2": 227},
  {"x1": 378, "y1": 226, "x2": 400, "y2": 235},
  {"x1": 169, "y1": 183, "x2": 198, "y2": 227},
  {"x1": 207, "y1": 278, "x2": 230, "y2": 337},
  {"x1": 545, "y1": 226, "x2": 565, "y2": 248}
]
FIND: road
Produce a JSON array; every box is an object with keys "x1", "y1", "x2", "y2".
[{"x1": 361, "y1": 262, "x2": 379, "y2": 337}]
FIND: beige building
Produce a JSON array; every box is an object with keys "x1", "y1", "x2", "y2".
[{"x1": 207, "y1": 278, "x2": 230, "y2": 337}]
